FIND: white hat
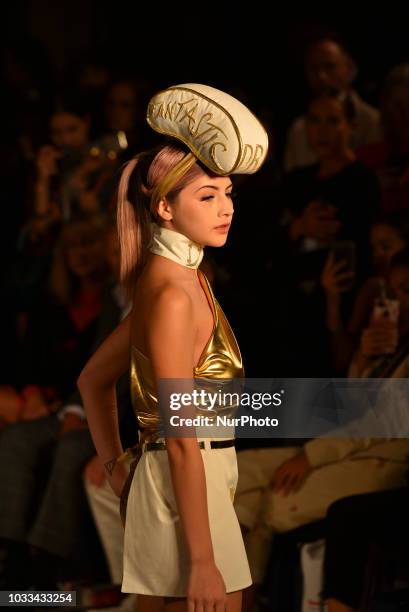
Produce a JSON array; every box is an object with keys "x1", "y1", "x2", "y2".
[{"x1": 147, "y1": 83, "x2": 269, "y2": 176}]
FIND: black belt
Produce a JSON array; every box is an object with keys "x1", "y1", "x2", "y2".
[{"x1": 144, "y1": 439, "x2": 235, "y2": 451}]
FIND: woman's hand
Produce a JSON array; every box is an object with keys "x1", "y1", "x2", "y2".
[
  {"x1": 290, "y1": 201, "x2": 341, "y2": 244},
  {"x1": 84, "y1": 454, "x2": 106, "y2": 487},
  {"x1": 36, "y1": 145, "x2": 61, "y2": 180},
  {"x1": 271, "y1": 453, "x2": 312, "y2": 496},
  {"x1": 321, "y1": 252, "x2": 354, "y2": 296},
  {"x1": 105, "y1": 460, "x2": 129, "y2": 498},
  {"x1": 187, "y1": 558, "x2": 227, "y2": 612}
]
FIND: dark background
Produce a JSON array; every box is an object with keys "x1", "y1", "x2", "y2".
[{"x1": 4, "y1": 1, "x2": 409, "y2": 128}]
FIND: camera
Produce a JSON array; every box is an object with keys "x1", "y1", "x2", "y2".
[{"x1": 87, "y1": 130, "x2": 128, "y2": 161}]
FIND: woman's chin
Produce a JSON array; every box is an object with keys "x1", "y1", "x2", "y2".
[{"x1": 205, "y1": 235, "x2": 229, "y2": 248}]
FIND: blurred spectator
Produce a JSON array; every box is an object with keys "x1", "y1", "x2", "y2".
[
  {"x1": 349, "y1": 247, "x2": 409, "y2": 377},
  {"x1": 7, "y1": 94, "x2": 124, "y2": 320},
  {"x1": 64, "y1": 51, "x2": 112, "y2": 134},
  {"x1": 321, "y1": 211, "x2": 409, "y2": 372},
  {"x1": 284, "y1": 92, "x2": 380, "y2": 255},
  {"x1": 271, "y1": 91, "x2": 381, "y2": 376},
  {"x1": 103, "y1": 77, "x2": 154, "y2": 157},
  {"x1": 235, "y1": 283, "x2": 409, "y2": 595},
  {"x1": 357, "y1": 63, "x2": 409, "y2": 213},
  {"x1": 0, "y1": 216, "x2": 109, "y2": 426},
  {"x1": 0, "y1": 220, "x2": 134, "y2": 590},
  {"x1": 20, "y1": 92, "x2": 121, "y2": 244},
  {"x1": 284, "y1": 35, "x2": 380, "y2": 171}
]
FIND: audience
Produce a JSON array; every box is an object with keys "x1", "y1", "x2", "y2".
[
  {"x1": 271, "y1": 90, "x2": 381, "y2": 376},
  {"x1": 1, "y1": 32, "x2": 408, "y2": 611},
  {"x1": 284, "y1": 34, "x2": 380, "y2": 171},
  {"x1": 321, "y1": 211, "x2": 409, "y2": 372},
  {"x1": 0, "y1": 220, "x2": 135, "y2": 590},
  {"x1": 357, "y1": 63, "x2": 409, "y2": 213},
  {"x1": 0, "y1": 215, "x2": 110, "y2": 428}
]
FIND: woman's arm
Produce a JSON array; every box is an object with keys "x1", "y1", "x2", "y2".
[
  {"x1": 29, "y1": 146, "x2": 62, "y2": 241},
  {"x1": 77, "y1": 311, "x2": 131, "y2": 494},
  {"x1": 146, "y1": 284, "x2": 226, "y2": 609}
]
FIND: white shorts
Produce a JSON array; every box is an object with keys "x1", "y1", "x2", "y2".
[{"x1": 121, "y1": 439, "x2": 252, "y2": 596}]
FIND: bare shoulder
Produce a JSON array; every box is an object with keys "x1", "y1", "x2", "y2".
[
  {"x1": 143, "y1": 280, "x2": 196, "y2": 375},
  {"x1": 145, "y1": 280, "x2": 194, "y2": 324},
  {"x1": 154, "y1": 281, "x2": 192, "y2": 310}
]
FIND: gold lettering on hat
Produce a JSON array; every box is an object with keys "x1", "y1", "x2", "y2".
[
  {"x1": 163, "y1": 102, "x2": 178, "y2": 120},
  {"x1": 193, "y1": 113, "x2": 228, "y2": 143},
  {"x1": 147, "y1": 92, "x2": 236, "y2": 173},
  {"x1": 239, "y1": 144, "x2": 265, "y2": 171},
  {"x1": 174, "y1": 99, "x2": 196, "y2": 121},
  {"x1": 209, "y1": 142, "x2": 228, "y2": 171}
]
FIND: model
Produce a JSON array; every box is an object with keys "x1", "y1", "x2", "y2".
[{"x1": 78, "y1": 83, "x2": 268, "y2": 612}]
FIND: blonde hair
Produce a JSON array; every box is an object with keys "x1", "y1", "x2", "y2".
[
  {"x1": 116, "y1": 144, "x2": 210, "y2": 299},
  {"x1": 49, "y1": 215, "x2": 107, "y2": 304}
]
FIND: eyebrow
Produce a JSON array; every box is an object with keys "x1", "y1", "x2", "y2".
[{"x1": 195, "y1": 184, "x2": 233, "y2": 192}]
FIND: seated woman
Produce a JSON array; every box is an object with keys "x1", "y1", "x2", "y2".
[
  {"x1": 321, "y1": 210, "x2": 409, "y2": 373},
  {"x1": 272, "y1": 90, "x2": 381, "y2": 377},
  {"x1": 235, "y1": 248, "x2": 409, "y2": 601},
  {"x1": 282, "y1": 89, "x2": 381, "y2": 276},
  {"x1": 0, "y1": 215, "x2": 108, "y2": 427},
  {"x1": 349, "y1": 246, "x2": 409, "y2": 378},
  {"x1": 0, "y1": 219, "x2": 128, "y2": 590}
]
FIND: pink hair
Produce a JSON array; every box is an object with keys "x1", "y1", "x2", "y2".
[{"x1": 116, "y1": 144, "x2": 208, "y2": 299}]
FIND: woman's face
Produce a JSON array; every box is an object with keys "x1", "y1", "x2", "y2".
[
  {"x1": 306, "y1": 97, "x2": 352, "y2": 159},
  {"x1": 105, "y1": 82, "x2": 138, "y2": 132},
  {"x1": 50, "y1": 112, "x2": 90, "y2": 150},
  {"x1": 159, "y1": 173, "x2": 234, "y2": 248},
  {"x1": 305, "y1": 41, "x2": 353, "y2": 95},
  {"x1": 370, "y1": 223, "x2": 406, "y2": 273},
  {"x1": 389, "y1": 266, "x2": 409, "y2": 325},
  {"x1": 64, "y1": 231, "x2": 104, "y2": 278}
]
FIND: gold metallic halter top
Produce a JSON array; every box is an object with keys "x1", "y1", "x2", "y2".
[
  {"x1": 130, "y1": 269, "x2": 244, "y2": 443},
  {"x1": 118, "y1": 269, "x2": 243, "y2": 526}
]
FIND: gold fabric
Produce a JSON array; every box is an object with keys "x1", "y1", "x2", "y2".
[
  {"x1": 118, "y1": 269, "x2": 243, "y2": 526},
  {"x1": 130, "y1": 269, "x2": 243, "y2": 440}
]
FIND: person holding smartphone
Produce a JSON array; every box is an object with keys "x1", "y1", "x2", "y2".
[
  {"x1": 349, "y1": 248, "x2": 409, "y2": 377},
  {"x1": 321, "y1": 212, "x2": 409, "y2": 373},
  {"x1": 275, "y1": 90, "x2": 381, "y2": 376},
  {"x1": 283, "y1": 90, "x2": 381, "y2": 279}
]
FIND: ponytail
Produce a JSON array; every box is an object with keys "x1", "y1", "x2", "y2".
[
  {"x1": 116, "y1": 156, "x2": 151, "y2": 300},
  {"x1": 116, "y1": 144, "x2": 205, "y2": 300}
]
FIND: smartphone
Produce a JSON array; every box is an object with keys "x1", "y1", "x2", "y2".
[{"x1": 330, "y1": 241, "x2": 355, "y2": 290}]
